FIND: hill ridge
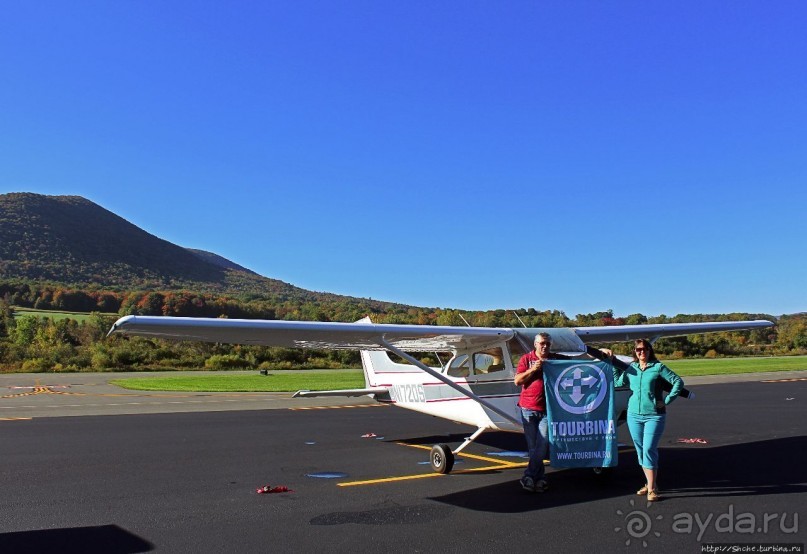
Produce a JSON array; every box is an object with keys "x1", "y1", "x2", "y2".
[{"x1": 0, "y1": 192, "x2": 349, "y2": 302}]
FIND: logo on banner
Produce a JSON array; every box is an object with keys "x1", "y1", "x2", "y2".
[{"x1": 553, "y1": 364, "x2": 607, "y2": 415}]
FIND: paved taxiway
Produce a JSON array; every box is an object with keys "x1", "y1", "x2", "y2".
[
  {"x1": 0, "y1": 371, "x2": 805, "y2": 553},
  {"x1": 0, "y1": 370, "x2": 376, "y2": 419}
]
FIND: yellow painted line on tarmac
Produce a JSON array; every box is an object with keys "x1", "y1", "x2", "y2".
[
  {"x1": 289, "y1": 404, "x2": 387, "y2": 411},
  {"x1": 337, "y1": 442, "x2": 528, "y2": 487},
  {"x1": 338, "y1": 442, "x2": 639, "y2": 488},
  {"x1": 338, "y1": 472, "x2": 444, "y2": 486},
  {"x1": 762, "y1": 377, "x2": 807, "y2": 383},
  {"x1": 400, "y1": 442, "x2": 525, "y2": 467},
  {"x1": 0, "y1": 417, "x2": 33, "y2": 421},
  {"x1": 337, "y1": 461, "x2": 527, "y2": 487}
]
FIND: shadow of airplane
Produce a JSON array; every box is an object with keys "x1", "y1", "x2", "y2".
[{"x1": 0, "y1": 524, "x2": 153, "y2": 554}]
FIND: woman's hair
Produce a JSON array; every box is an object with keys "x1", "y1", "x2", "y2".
[{"x1": 633, "y1": 338, "x2": 659, "y2": 363}]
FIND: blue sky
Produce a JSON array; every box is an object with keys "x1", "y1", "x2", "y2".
[{"x1": 2, "y1": 2, "x2": 805, "y2": 317}]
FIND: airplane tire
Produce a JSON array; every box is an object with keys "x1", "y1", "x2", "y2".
[{"x1": 430, "y1": 444, "x2": 455, "y2": 474}]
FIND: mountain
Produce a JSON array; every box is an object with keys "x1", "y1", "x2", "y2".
[
  {"x1": 186, "y1": 249, "x2": 258, "y2": 275},
  {"x1": 0, "y1": 192, "x2": 341, "y2": 301}
]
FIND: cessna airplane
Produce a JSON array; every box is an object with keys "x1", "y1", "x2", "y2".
[{"x1": 108, "y1": 315, "x2": 772, "y2": 473}]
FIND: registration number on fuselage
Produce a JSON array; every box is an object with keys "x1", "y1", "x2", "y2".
[{"x1": 388, "y1": 383, "x2": 426, "y2": 403}]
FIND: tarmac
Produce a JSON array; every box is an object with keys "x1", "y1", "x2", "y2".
[
  {"x1": 0, "y1": 370, "x2": 375, "y2": 419},
  {"x1": 1, "y1": 368, "x2": 804, "y2": 419},
  {"x1": 0, "y1": 370, "x2": 804, "y2": 553}
]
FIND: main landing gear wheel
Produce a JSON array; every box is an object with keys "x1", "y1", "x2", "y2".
[{"x1": 429, "y1": 444, "x2": 455, "y2": 474}]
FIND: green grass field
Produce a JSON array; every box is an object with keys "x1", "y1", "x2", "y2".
[
  {"x1": 111, "y1": 356, "x2": 807, "y2": 392},
  {"x1": 659, "y1": 356, "x2": 807, "y2": 376}
]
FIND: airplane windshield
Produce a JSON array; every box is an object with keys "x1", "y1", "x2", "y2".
[
  {"x1": 447, "y1": 354, "x2": 470, "y2": 377},
  {"x1": 508, "y1": 336, "x2": 531, "y2": 367}
]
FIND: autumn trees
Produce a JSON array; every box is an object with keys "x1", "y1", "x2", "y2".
[{"x1": 0, "y1": 280, "x2": 802, "y2": 373}]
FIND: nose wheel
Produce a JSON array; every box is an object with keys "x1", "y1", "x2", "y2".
[{"x1": 429, "y1": 443, "x2": 455, "y2": 474}]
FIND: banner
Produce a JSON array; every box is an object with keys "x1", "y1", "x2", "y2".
[{"x1": 543, "y1": 359, "x2": 617, "y2": 468}]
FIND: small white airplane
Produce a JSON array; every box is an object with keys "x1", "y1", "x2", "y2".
[{"x1": 108, "y1": 315, "x2": 773, "y2": 473}]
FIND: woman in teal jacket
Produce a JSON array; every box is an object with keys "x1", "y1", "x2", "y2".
[{"x1": 614, "y1": 338, "x2": 684, "y2": 502}]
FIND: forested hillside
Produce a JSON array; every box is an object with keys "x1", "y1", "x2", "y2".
[
  {"x1": 1, "y1": 282, "x2": 803, "y2": 373},
  {"x1": 0, "y1": 193, "x2": 369, "y2": 303}
]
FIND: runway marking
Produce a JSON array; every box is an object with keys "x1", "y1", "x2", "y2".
[
  {"x1": 0, "y1": 386, "x2": 79, "y2": 398},
  {"x1": 0, "y1": 397, "x2": 288, "y2": 410},
  {"x1": 762, "y1": 377, "x2": 807, "y2": 383},
  {"x1": 338, "y1": 443, "x2": 637, "y2": 487},
  {"x1": 0, "y1": 417, "x2": 32, "y2": 421},
  {"x1": 337, "y1": 442, "x2": 529, "y2": 487},
  {"x1": 399, "y1": 442, "x2": 528, "y2": 467},
  {"x1": 338, "y1": 472, "x2": 445, "y2": 486},
  {"x1": 0, "y1": 384, "x2": 268, "y2": 400},
  {"x1": 289, "y1": 404, "x2": 387, "y2": 411}
]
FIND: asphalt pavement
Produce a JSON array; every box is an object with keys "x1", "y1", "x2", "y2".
[{"x1": 0, "y1": 371, "x2": 805, "y2": 553}]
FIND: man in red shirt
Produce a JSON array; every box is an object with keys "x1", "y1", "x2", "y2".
[{"x1": 515, "y1": 332, "x2": 559, "y2": 492}]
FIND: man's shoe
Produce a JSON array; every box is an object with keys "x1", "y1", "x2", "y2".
[{"x1": 520, "y1": 477, "x2": 536, "y2": 492}]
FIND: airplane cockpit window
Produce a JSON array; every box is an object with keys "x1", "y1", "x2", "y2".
[
  {"x1": 447, "y1": 348, "x2": 508, "y2": 377},
  {"x1": 508, "y1": 336, "x2": 531, "y2": 367},
  {"x1": 473, "y1": 347, "x2": 506, "y2": 374},
  {"x1": 446, "y1": 354, "x2": 470, "y2": 377}
]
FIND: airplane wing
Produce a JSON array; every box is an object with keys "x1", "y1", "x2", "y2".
[
  {"x1": 108, "y1": 315, "x2": 514, "y2": 352},
  {"x1": 109, "y1": 315, "x2": 773, "y2": 352},
  {"x1": 572, "y1": 320, "x2": 773, "y2": 343}
]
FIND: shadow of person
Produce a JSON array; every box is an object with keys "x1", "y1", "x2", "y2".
[
  {"x1": 427, "y1": 436, "x2": 807, "y2": 513},
  {"x1": 658, "y1": 435, "x2": 807, "y2": 499}
]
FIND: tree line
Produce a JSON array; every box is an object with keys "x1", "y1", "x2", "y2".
[{"x1": 0, "y1": 281, "x2": 804, "y2": 373}]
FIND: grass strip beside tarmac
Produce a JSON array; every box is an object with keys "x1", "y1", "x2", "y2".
[
  {"x1": 661, "y1": 355, "x2": 807, "y2": 376},
  {"x1": 109, "y1": 356, "x2": 807, "y2": 392}
]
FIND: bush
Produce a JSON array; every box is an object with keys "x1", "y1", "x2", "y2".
[
  {"x1": 91, "y1": 350, "x2": 112, "y2": 370},
  {"x1": 204, "y1": 354, "x2": 251, "y2": 370},
  {"x1": 22, "y1": 357, "x2": 51, "y2": 372}
]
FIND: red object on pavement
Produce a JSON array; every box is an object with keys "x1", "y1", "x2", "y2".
[
  {"x1": 361, "y1": 433, "x2": 377, "y2": 438},
  {"x1": 256, "y1": 485, "x2": 292, "y2": 494},
  {"x1": 676, "y1": 437, "x2": 708, "y2": 444}
]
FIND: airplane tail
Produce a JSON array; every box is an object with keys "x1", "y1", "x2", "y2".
[
  {"x1": 359, "y1": 349, "x2": 386, "y2": 388},
  {"x1": 357, "y1": 317, "x2": 426, "y2": 388},
  {"x1": 360, "y1": 348, "x2": 424, "y2": 387},
  {"x1": 294, "y1": 318, "x2": 404, "y2": 400}
]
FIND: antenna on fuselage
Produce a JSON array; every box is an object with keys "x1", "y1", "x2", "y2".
[{"x1": 513, "y1": 312, "x2": 528, "y2": 328}]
